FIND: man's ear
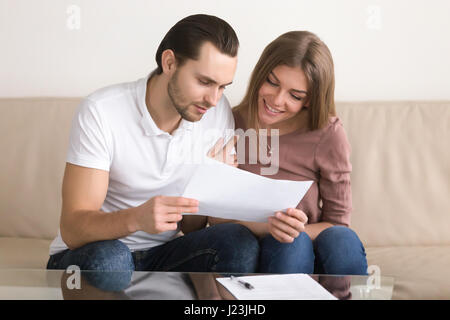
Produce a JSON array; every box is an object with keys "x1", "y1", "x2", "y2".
[{"x1": 161, "y1": 49, "x2": 177, "y2": 75}]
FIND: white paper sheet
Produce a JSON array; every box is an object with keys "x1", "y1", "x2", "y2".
[
  {"x1": 216, "y1": 274, "x2": 338, "y2": 300},
  {"x1": 182, "y1": 160, "x2": 313, "y2": 222}
]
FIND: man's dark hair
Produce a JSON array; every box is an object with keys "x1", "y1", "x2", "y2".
[{"x1": 155, "y1": 14, "x2": 239, "y2": 74}]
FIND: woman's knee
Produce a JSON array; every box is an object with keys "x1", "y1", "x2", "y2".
[
  {"x1": 259, "y1": 232, "x2": 314, "y2": 274},
  {"x1": 261, "y1": 231, "x2": 313, "y2": 255},
  {"x1": 316, "y1": 225, "x2": 360, "y2": 244},
  {"x1": 314, "y1": 226, "x2": 368, "y2": 275}
]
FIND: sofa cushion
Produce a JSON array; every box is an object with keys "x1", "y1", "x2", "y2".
[
  {"x1": 366, "y1": 246, "x2": 450, "y2": 299},
  {"x1": 336, "y1": 101, "x2": 450, "y2": 247},
  {"x1": 0, "y1": 237, "x2": 52, "y2": 269},
  {"x1": 0, "y1": 98, "x2": 80, "y2": 239}
]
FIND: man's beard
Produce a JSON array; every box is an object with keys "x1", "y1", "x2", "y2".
[{"x1": 167, "y1": 72, "x2": 199, "y2": 122}]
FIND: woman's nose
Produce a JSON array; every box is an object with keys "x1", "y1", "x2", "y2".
[{"x1": 272, "y1": 89, "x2": 285, "y2": 107}]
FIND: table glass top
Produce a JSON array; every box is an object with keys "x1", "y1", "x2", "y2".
[{"x1": 0, "y1": 269, "x2": 394, "y2": 300}]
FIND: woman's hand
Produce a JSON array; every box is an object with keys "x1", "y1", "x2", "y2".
[
  {"x1": 207, "y1": 135, "x2": 239, "y2": 167},
  {"x1": 268, "y1": 208, "x2": 308, "y2": 243}
]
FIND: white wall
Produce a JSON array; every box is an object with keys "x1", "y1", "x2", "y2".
[{"x1": 1, "y1": 0, "x2": 449, "y2": 104}]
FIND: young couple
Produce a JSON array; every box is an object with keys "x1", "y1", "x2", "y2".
[{"x1": 47, "y1": 14, "x2": 367, "y2": 277}]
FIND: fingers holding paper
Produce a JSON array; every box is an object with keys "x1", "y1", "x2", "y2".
[
  {"x1": 207, "y1": 135, "x2": 239, "y2": 167},
  {"x1": 268, "y1": 208, "x2": 308, "y2": 243},
  {"x1": 135, "y1": 196, "x2": 199, "y2": 234}
]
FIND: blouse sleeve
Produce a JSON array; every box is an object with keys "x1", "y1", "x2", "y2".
[{"x1": 314, "y1": 121, "x2": 352, "y2": 227}]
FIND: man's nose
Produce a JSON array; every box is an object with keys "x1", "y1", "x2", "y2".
[{"x1": 204, "y1": 88, "x2": 221, "y2": 107}]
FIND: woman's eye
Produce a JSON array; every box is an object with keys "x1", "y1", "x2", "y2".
[
  {"x1": 291, "y1": 94, "x2": 302, "y2": 101},
  {"x1": 266, "y1": 77, "x2": 278, "y2": 86}
]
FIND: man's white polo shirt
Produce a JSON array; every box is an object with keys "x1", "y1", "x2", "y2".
[{"x1": 49, "y1": 73, "x2": 235, "y2": 255}]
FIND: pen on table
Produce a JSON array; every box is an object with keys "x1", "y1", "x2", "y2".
[{"x1": 230, "y1": 275, "x2": 254, "y2": 290}]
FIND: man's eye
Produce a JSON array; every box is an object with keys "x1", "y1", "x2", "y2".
[{"x1": 199, "y1": 79, "x2": 210, "y2": 85}]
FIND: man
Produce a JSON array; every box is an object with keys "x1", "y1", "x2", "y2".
[{"x1": 46, "y1": 14, "x2": 259, "y2": 274}]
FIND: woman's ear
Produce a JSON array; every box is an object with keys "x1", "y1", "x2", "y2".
[{"x1": 161, "y1": 49, "x2": 177, "y2": 75}]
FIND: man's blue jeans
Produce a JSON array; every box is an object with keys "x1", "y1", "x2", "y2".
[
  {"x1": 47, "y1": 223, "x2": 260, "y2": 274},
  {"x1": 258, "y1": 225, "x2": 368, "y2": 275}
]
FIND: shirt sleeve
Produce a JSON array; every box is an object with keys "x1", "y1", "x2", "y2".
[
  {"x1": 314, "y1": 121, "x2": 352, "y2": 227},
  {"x1": 66, "y1": 98, "x2": 111, "y2": 171}
]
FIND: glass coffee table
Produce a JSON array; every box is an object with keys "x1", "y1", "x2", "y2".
[{"x1": 0, "y1": 269, "x2": 394, "y2": 300}]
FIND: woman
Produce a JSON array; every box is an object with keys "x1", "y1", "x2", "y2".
[{"x1": 209, "y1": 31, "x2": 368, "y2": 275}]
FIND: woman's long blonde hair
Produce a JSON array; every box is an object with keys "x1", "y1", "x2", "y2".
[{"x1": 235, "y1": 31, "x2": 336, "y2": 131}]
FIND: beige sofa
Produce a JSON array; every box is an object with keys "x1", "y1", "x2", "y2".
[{"x1": 0, "y1": 98, "x2": 449, "y2": 299}]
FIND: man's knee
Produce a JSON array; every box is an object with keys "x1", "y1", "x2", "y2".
[
  {"x1": 61, "y1": 240, "x2": 134, "y2": 272},
  {"x1": 83, "y1": 240, "x2": 134, "y2": 271},
  {"x1": 209, "y1": 223, "x2": 260, "y2": 273}
]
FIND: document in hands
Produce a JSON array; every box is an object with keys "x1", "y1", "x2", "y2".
[
  {"x1": 182, "y1": 160, "x2": 313, "y2": 222},
  {"x1": 216, "y1": 274, "x2": 338, "y2": 300}
]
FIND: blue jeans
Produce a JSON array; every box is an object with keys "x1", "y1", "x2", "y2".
[
  {"x1": 47, "y1": 223, "x2": 259, "y2": 274},
  {"x1": 258, "y1": 226, "x2": 368, "y2": 275}
]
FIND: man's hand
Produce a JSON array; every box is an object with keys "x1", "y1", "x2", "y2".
[
  {"x1": 207, "y1": 135, "x2": 239, "y2": 167},
  {"x1": 268, "y1": 208, "x2": 308, "y2": 243},
  {"x1": 134, "y1": 196, "x2": 199, "y2": 234}
]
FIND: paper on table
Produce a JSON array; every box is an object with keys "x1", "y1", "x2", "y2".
[
  {"x1": 216, "y1": 274, "x2": 338, "y2": 300},
  {"x1": 182, "y1": 160, "x2": 313, "y2": 222}
]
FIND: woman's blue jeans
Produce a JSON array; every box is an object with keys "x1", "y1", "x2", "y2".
[{"x1": 258, "y1": 225, "x2": 368, "y2": 275}]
